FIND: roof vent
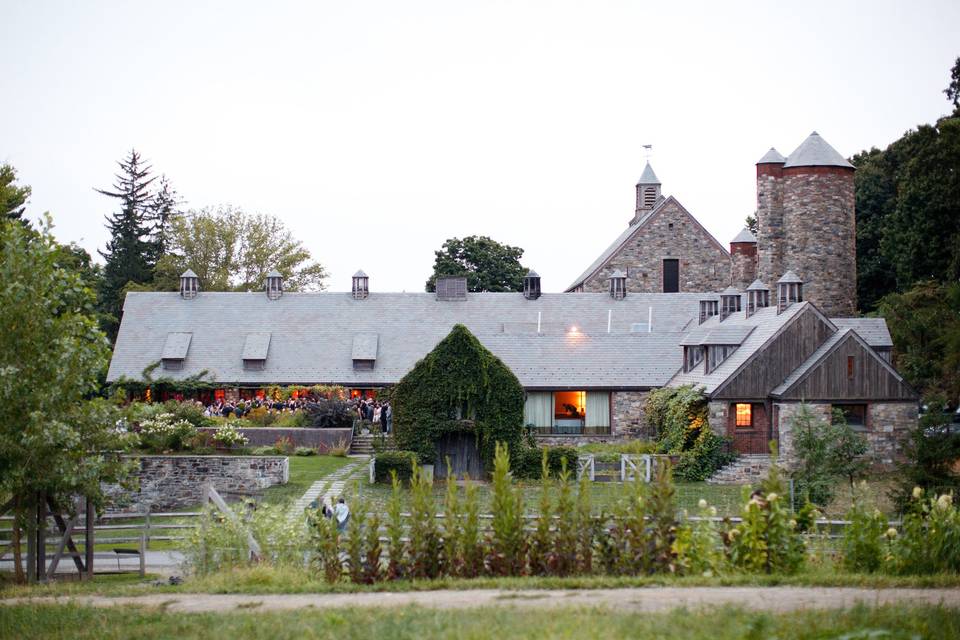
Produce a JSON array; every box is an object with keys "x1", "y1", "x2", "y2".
[
  {"x1": 265, "y1": 270, "x2": 283, "y2": 300},
  {"x1": 352, "y1": 333, "x2": 379, "y2": 370},
  {"x1": 242, "y1": 332, "x2": 271, "y2": 370},
  {"x1": 777, "y1": 271, "x2": 803, "y2": 314},
  {"x1": 435, "y1": 276, "x2": 467, "y2": 301},
  {"x1": 180, "y1": 270, "x2": 199, "y2": 299},
  {"x1": 699, "y1": 299, "x2": 719, "y2": 324},
  {"x1": 608, "y1": 270, "x2": 627, "y2": 300},
  {"x1": 745, "y1": 279, "x2": 770, "y2": 317},
  {"x1": 161, "y1": 332, "x2": 192, "y2": 370},
  {"x1": 523, "y1": 270, "x2": 541, "y2": 300},
  {"x1": 352, "y1": 270, "x2": 369, "y2": 300},
  {"x1": 719, "y1": 287, "x2": 742, "y2": 322}
]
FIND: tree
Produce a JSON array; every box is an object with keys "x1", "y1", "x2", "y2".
[
  {"x1": 744, "y1": 213, "x2": 758, "y2": 236},
  {"x1": 0, "y1": 216, "x2": 131, "y2": 582},
  {"x1": 153, "y1": 205, "x2": 327, "y2": 292},
  {"x1": 1, "y1": 163, "x2": 32, "y2": 223},
  {"x1": 425, "y1": 235, "x2": 527, "y2": 292},
  {"x1": 96, "y1": 150, "x2": 158, "y2": 341},
  {"x1": 945, "y1": 56, "x2": 960, "y2": 111},
  {"x1": 144, "y1": 175, "x2": 181, "y2": 263},
  {"x1": 892, "y1": 393, "x2": 960, "y2": 509},
  {"x1": 789, "y1": 405, "x2": 868, "y2": 508}
]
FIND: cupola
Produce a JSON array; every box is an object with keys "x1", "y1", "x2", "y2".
[
  {"x1": 180, "y1": 269, "x2": 199, "y2": 299},
  {"x1": 609, "y1": 270, "x2": 627, "y2": 300},
  {"x1": 745, "y1": 279, "x2": 770, "y2": 317},
  {"x1": 777, "y1": 271, "x2": 803, "y2": 313},
  {"x1": 352, "y1": 270, "x2": 369, "y2": 300},
  {"x1": 523, "y1": 270, "x2": 541, "y2": 300},
  {"x1": 265, "y1": 270, "x2": 283, "y2": 300},
  {"x1": 632, "y1": 162, "x2": 662, "y2": 224},
  {"x1": 719, "y1": 286, "x2": 741, "y2": 321}
]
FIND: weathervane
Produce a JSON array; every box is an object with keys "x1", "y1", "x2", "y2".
[{"x1": 642, "y1": 144, "x2": 653, "y2": 162}]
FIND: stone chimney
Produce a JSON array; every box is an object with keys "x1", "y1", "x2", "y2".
[{"x1": 729, "y1": 227, "x2": 758, "y2": 289}]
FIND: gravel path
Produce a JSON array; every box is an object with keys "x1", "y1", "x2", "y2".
[{"x1": 5, "y1": 587, "x2": 960, "y2": 613}]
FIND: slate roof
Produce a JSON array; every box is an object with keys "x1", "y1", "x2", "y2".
[
  {"x1": 637, "y1": 162, "x2": 660, "y2": 184},
  {"x1": 757, "y1": 148, "x2": 786, "y2": 164},
  {"x1": 783, "y1": 132, "x2": 854, "y2": 169},
  {"x1": 731, "y1": 228, "x2": 756, "y2": 243},
  {"x1": 242, "y1": 333, "x2": 271, "y2": 360},
  {"x1": 566, "y1": 196, "x2": 728, "y2": 291},
  {"x1": 161, "y1": 333, "x2": 192, "y2": 360},
  {"x1": 108, "y1": 291, "x2": 707, "y2": 389},
  {"x1": 668, "y1": 302, "x2": 825, "y2": 394},
  {"x1": 351, "y1": 333, "x2": 379, "y2": 360},
  {"x1": 831, "y1": 318, "x2": 893, "y2": 347}
]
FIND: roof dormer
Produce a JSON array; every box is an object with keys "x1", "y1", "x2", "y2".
[
  {"x1": 180, "y1": 270, "x2": 199, "y2": 299},
  {"x1": 777, "y1": 271, "x2": 803, "y2": 313}
]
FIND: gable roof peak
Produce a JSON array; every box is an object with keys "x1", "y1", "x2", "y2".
[
  {"x1": 636, "y1": 162, "x2": 661, "y2": 185},
  {"x1": 757, "y1": 147, "x2": 786, "y2": 164},
  {"x1": 731, "y1": 228, "x2": 756, "y2": 243}
]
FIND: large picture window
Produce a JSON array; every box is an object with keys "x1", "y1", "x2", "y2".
[
  {"x1": 735, "y1": 403, "x2": 753, "y2": 428},
  {"x1": 833, "y1": 404, "x2": 867, "y2": 430},
  {"x1": 524, "y1": 391, "x2": 610, "y2": 434}
]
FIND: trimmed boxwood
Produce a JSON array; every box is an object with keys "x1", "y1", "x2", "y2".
[
  {"x1": 391, "y1": 324, "x2": 525, "y2": 470},
  {"x1": 374, "y1": 450, "x2": 419, "y2": 483}
]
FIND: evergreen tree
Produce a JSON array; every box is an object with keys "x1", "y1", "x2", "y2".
[
  {"x1": 1, "y1": 163, "x2": 32, "y2": 223},
  {"x1": 96, "y1": 149, "x2": 157, "y2": 341},
  {"x1": 145, "y1": 174, "x2": 181, "y2": 261}
]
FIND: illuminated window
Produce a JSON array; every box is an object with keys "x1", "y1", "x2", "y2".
[
  {"x1": 554, "y1": 391, "x2": 586, "y2": 420},
  {"x1": 735, "y1": 403, "x2": 752, "y2": 428}
]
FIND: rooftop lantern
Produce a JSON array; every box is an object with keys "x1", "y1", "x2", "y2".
[
  {"x1": 608, "y1": 269, "x2": 627, "y2": 300},
  {"x1": 352, "y1": 270, "x2": 369, "y2": 300},
  {"x1": 699, "y1": 298, "x2": 719, "y2": 324},
  {"x1": 265, "y1": 270, "x2": 283, "y2": 300},
  {"x1": 745, "y1": 279, "x2": 770, "y2": 317},
  {"x1": 777, "y1": 271, "x2": 803, "y2": 314},
  {"x1": 523, "y1": 270, "x2": 541, "y2": 300},
  {"x1": 180, "y1": 269, "x2": 199, "y2": 299},
  {"x1": 719, "y1": 286, "x2": 741, "y2": 321}
]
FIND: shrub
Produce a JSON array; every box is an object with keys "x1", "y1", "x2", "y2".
[
  {"x1": 250, "y1": 445, "x2": 276, "y2": 456},
  {"x1": 839, "y1": 482, "x2": 888, "y2": 573},
  {"x1": 887, "y1": 488, "x2": 960, "y2": 575},
  {"x1": 459, "y1": 477, "x2": 484, "y2": 578},
  {"x1": 674, "y1": 498, "x2": 726, "y2": 576},
  {"x1": 645, "y1": 386, "x2": 733, "y2": 481},
  {"x1": 374, "y1": 450, "x2": 419, "y2": 483},
  {"x1": 407, "y1": 463, "x2": 442, "y2": 579},
  {"x1": 553, "y1": 460, "x2": 577, "y2": 576},
  {"x1": 136, "y1": 413, "x2": 198, "y2": 452},
  {"x1": 527, "y1": 452, "x2": 554, "y2": 576},
  {"x1": 272, "y1": 435, "x2": 295, "y2": 455},
  {"x1": 674, "y1": 428, "x2": 736, "y2": 482},
  {"x1": 212, "y1": 423, "x2": 248, "y2": 448},
  {"x1": 294, "y1": 446, "x2": 316, "y2": 456},
  {"x1": 305, "y1": 399, "x2": 355, "y2": 429},
  {"x1": 513, "y1": 444, "x2": 578, "y2": 479},
  {"x1": 726, "y1": 463, "x2": 805, "y2": 574},
  {"x1": 329, "y1": 437, "x2": 350, "y2": 457},
  {"x1": 892, "y1": 394, "x2": 960, "y2": 509},
  {"x1": 577, "y1": 440, "x2": 657, "y2": 459},
  {"x1": 488, "y1": 442, "x2": 526, "y2": 576},
  {"x1": 309, "y1": 507, "x2": 341, "y2": 583},
  {"x1": 385, "y1": 471, "x2": 407, "y2": 580},
  {"x1": 442, "y1": 465, "x2": 463, "y2": 577},
  {"x1": 275, "y1": 411, "x2": 309, "y2": 429},
  {"x1": 245, "y1": 407, "x2": 279, "y2": 428}
]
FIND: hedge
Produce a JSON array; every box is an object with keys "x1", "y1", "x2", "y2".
[
  {"x1": 373, "y1": 450, "x2": 419, "y2": 483},
  {"x1": 512, "y1": 445, "x2": 580, "y2": 480}
]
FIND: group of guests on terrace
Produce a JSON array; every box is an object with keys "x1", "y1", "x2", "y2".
[{"x1": 202, "y1": 396, "x2": 311, "y2": 418}]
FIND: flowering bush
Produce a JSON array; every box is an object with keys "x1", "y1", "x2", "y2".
[
  {"x1": 886, "y1": 488, "x2": 960, "y2": 575},
  {"x1": 136, "y1": 413, "x2": 198, "y2": 452},
  {"x1": 839, "y1": 482, "x2": 889, "y2": 573},
  {"x1": 213, "y1": 423, "x2": 249, "y2": 448}
]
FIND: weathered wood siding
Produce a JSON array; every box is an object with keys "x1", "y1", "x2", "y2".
[
  {"x1": 714, "y1": 307, "x2": 834, "y2": 400},
  {"x1": 435, "y1": 433, "x2": 483, "y2": 479},
  {"x1": 776, "y1": 334, "x2": 916, "y2": 401}
]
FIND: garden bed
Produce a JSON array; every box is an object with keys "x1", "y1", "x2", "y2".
[{"x1": 198, "y1": 427, "x2": 352, "y2": 450}]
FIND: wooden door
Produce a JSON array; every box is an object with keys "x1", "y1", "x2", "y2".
[
  {"x1": 663, "y1": 259, "x2": 679, "y2": 293},
  {"x1": 435, "y1": 433, "x2": 483, "y2": 479}
]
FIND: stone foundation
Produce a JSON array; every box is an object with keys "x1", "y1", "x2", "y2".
[{"x1": 106, "y1": 455, "x2": 289, "y2": 512}]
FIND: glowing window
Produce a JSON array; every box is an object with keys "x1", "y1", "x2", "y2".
[
  {"x1": 554, "y1": 391, "x2": 586, "y2": 420},
  {"x1": 735, "y1": 403, "x2": 752, "y2": 428}
]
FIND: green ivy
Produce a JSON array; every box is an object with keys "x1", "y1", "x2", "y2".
[{"x1": 391, "y1": 324, "x2": 524, "y2": 469}]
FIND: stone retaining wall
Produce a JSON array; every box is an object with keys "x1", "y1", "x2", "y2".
[
  {"x1": 200, "y1": 427, "x2": 352, "y2": 450},
  {"x1": 106, "y1": 455, "x2": 289, "y2": 512}
]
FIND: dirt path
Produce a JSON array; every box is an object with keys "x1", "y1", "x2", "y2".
[{"x1": 5, "y1": 587, "x2": 960, "y2": 613}]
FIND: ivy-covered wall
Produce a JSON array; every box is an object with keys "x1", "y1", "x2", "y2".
[{"x1": 391, "y1": 324, "x2": 525, "y2": 467}]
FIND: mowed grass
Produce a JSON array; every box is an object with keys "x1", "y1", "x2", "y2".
[
  {"x1": 258, "y1": 455, "x2": 353, "y2": 506},
  {"x1": 2, "y1": 603, "x2": 959, "y2": 640}
]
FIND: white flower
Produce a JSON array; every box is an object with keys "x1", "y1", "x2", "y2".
[
  {"x1": 767, "y1": 492, "x2": 778, "y2": 502},
  {"x1": 885, "y1": 527, "x2": 898, "y2": 539},
  {"x1": 698, "y1": 499, "x2": 708, "y2": 510},
  {"x1": 913, "y1": 486, "x2": 923, "y2": 499},
  {"x1": 937, "y1": 494, "x2": 953, "y2": 510},
  {"x1": 709, "y1": 506, "x2": 718, "y2": 517}
]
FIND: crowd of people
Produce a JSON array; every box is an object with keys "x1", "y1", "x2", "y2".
[
  {"x1": 196, "y1": 394, "x2": 393, "y2": 433},
  {"x1": 355, "y1": 398, "x2": 392, "y2": 434}
]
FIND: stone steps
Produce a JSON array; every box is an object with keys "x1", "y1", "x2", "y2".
[
  {"x1": 350, "y1": 434, "x2": 396, "y2": 455},
  {"x1": 706, "y1": 454, "x2": 773, "y2": 485}
]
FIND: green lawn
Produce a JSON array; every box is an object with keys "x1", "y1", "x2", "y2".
[
  {"x1": 2, "y1": 603, "x2": 959, "y2": 640},
  {"x1": 258, "y1": 455, "x2": 353, "y2": 506}
]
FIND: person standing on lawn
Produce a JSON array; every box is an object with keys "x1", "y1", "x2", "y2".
[{"x1": 334, "y1": 497, "x2": 350, "y2": 532}]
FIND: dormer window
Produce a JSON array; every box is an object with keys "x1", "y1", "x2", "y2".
[
  {"x1": 745, "y1": 279, "x2": 770, "y2": 317},
  {"x1": 706, "y1": 344, "x2": 737, "y2": 373},
  {"x1": 352, "y1": 333, "x2": 378, "y2": 371},
  {"x1": 699, "y1": 299, "x2": 719, "y2": 324},
  {"x1": 523, "y1": 270, "x2": 541, "y2": 300},
  {"x1": 352, "y1": 270, "x2": 369, "y2": 300},
  {"x1": 242, "y1": 333, "x2": 270, "y2": 371},
  {"x1": 609, "y1": 270, "x2": 627, "y2": 300},
  {"x1": 777, "y1": 271, "x2": 803, "y2": 313},
  {"x1": 179, "y1": 270, "x2": 199, "y2": 299},
  {"x1": 265, "y1": 270, "x2": 283, "y2": 300},
  {"x1": 719, "y1": 287, "x2": 741, "y2": 321},
  {"x1": 161, "y1": 332, "x2": 192, "y2": 370},
  {"x1": 684, "y1": 346, "x2": 704, "y2": 372}
]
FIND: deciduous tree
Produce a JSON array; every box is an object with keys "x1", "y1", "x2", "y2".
[
  {"x1": 425, "y1": 235, "x2": 527, "y2": 293},
  {"x1": 1, "y1": 163, "x2": 32, "y2": 223}
]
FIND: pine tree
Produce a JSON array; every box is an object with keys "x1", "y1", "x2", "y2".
[
  {"x1": 96, "y1": 149, "x2": 157, "y2": 341},
  {"x1": 1, "y1": 163, "x2": 32, "y2": 224},
  {"x1": 145, "y1": 174, "x2": 181, "y2": 262}
]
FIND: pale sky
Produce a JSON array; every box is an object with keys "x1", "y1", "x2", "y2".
[{"x1": 2, "y1": 1, "x2": 958, "y2": 292}]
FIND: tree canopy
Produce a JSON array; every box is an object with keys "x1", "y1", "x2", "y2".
[
  {"x1": 153, "y1": 205, "x2": 327, "y2": 292},
  {"x1": 425, "y1": 235, "x2": 527, "y2": 293},
  {"x1": 1, "y1": 163, "x2": 32, "y2": 223},
  {"x1": 391, "y1": 324, "x2": 525, "y2": 468},
  {"x1": 0, "y1": 217, "x2": 130, "y2": 528}
]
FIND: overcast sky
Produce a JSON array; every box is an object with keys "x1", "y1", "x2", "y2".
[{"x1": 2, "y1": 1, "x2": 958, "y2": 292}]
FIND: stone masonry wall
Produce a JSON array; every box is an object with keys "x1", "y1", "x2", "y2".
[
  {"x1": 756, "y1": 163, "x2": 785, "y2": 291},
  {"x1": 730, "y1": 242, "x2": 758, "y2": 290},
  {"x1": 779, "y1": 167, "x2": 856, "y2": 317},
  {"x1": 581, "y1": 200, "x2": 730, "y2": 294},
  {"x1": 612, "y1": 390, "x2": 652, "y2": 439},
  {"x1": 707, "y1": 400, "x2": 729, "y2": 439},
  {"x1": 775, "y1": 402, "x2": 915, "y2": 470},
  {"x1": 106, "y1": 455, "x2": 289, "y2": 512}
]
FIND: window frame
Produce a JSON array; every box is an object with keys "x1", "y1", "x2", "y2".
[
  {"x1": 833, "y1": 403, "x2": 868, "y2": 431},
  {"x1": 735, "y1": 403, "x2": 753, "y2": 428}
]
